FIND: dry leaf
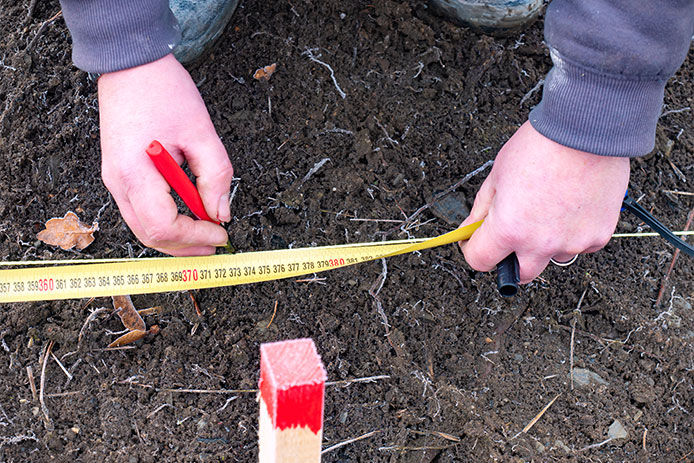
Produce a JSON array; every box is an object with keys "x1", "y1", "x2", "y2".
[
  {"x1": 108, "y1": 329, "x2": 147, "y2": 348},
  {"x1": 108, "y1": 325, "x2": 159, "y2": 348},
  {"x1": 37, "y1": 211, "x2": 98, "y2": 251},
  {"x1": 112, "y1": 295, "x2": 146, "y2": 332},
  {"x1": 253, "y1": 63, "x2": 277, "y2": 81},
  {"x1": 108, "y1": 296, "x2": 160, "y2": 347}
]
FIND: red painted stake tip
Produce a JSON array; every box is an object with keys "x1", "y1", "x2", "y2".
[
  {"x1": 259, "y1": 338, "x2": 327, "y2": 434},
  {"x1": 145, "y1": 140, "x2": 219, "y2": 224}
]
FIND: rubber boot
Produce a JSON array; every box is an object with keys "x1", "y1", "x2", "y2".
[
  {"x1": 428, "y1": 0, "x2": 544, "y2": 35},
  {"x1": 170, "y1": 0, "x2": 240, "y2": 65}
]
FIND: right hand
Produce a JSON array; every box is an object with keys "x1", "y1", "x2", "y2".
[
  {"x1": 98, "y1": 54, "x2": 233, "y2": 256},
  {"x1": 459, "y1": 121, "x2": 630, "y2": 283}
]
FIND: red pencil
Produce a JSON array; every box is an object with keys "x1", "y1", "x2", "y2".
[{"x1": 145, "y1": 140, "x2": 219, "y2": 224}]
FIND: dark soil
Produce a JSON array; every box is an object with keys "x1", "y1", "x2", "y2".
[{"x1": 0, "y1": 1, "x2": 692, "y2": 462}]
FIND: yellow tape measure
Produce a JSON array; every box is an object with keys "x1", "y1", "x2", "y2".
[{"x1": 0, "y1": 222, "x2": 481, "y2": 303}]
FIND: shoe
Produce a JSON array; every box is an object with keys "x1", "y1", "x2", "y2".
[
  {"x1": 428, "y1": 0, "x2": 543, "y2": 35},
  {"x1": 169, "y1": 0, "x2": 240, "y2": 64}
]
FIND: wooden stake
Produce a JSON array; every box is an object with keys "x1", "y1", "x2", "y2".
[{"x1": 259, "y1": 338, "x2": 326, "y2": 463}]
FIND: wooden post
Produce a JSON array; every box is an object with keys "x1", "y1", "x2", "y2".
[{"x1": 258, "y1": 338, "x2": 327, "y2": 463}]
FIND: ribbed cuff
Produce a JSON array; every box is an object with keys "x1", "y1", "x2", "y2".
[
  {"x1": 529, "y1": 49, "x2": 668, "y2": 157},
  {"x1": 60, "y1": 0, "x2": 181, "y2": 74}
]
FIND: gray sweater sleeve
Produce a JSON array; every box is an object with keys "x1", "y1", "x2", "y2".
[
  {"x1": 529, "y1": 0, "x2": 694, "y2": 157},
  {"x1": 58, "y1": 0, "x2": 181, "y2": 74}
]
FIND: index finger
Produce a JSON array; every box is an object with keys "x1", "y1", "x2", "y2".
[
  {"x1": 461, "y1": 214, "x2": 515, "y2": 273},
  {"x1": 127, "y1": 169, "x2": 229, "y2": 250}
]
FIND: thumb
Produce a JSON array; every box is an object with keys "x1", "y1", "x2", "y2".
[
  {"x1": 185, "y1": 139, "x2": 234, "y2": 223},
  {"x1": 461, "y1": 176, "x2": 495, "y2": 227}
]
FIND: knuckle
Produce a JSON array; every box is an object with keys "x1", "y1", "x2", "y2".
[
  {"x1": 592, "y1": 234, "x2": 612, "y2": 250},
  {"x1": 143, "y1": 224, "x2": 173, "y2": 246},
  {"x1": 214, "y1": 163, "x2": 235, "y2": 183}
]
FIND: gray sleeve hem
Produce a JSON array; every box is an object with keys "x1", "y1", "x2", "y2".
[
  {"x1": 529, "y1": 49, "x2": 667, "y2": 158},
  {"x1": 59, "y1": 0, "x2": 181, "y2": 74}
]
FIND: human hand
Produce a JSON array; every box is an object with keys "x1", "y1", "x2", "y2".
[
  {"x1": 98, "y1": 54, "x2": 233, "y2": 256},
  {"x1": 459, "y1": 121, "x2": 630, "y2": 283}
]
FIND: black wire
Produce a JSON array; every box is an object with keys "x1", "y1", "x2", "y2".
[{"x1": 622, "y1": 196, "x2": 693, "y2": 257}]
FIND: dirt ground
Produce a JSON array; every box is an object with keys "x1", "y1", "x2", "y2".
[{"x1": 0, "y1": 1, "x2": 692, "y2": 462}]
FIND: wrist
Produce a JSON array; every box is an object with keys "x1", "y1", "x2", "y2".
[{"x1": 529, "y1": 49, "x2": 666, "y2": 158}]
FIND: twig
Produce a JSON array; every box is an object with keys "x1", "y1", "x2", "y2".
[
  {"x1": 519, "y1": 78, "x2": 544, "y2": 106},
  {"x1": 216, "y1": 396, "x2": 238, "y2": 413},
  {"x1": 121, "y1": 375, "x2": 387, "y2": 395},
  {"x1": 409, "y1": 429, "x2": 460, "y2": 442},
  {"x1": 229, "y1": 181, "x2": 240, "y2": 209},
  {"x1": 386, "y1": 160, "x2": 493, "y2": 236},
  {"x1": 50, "y1": 352, "x2": 73, "y2": 381},
  {"x1": 294, "y1": 275, "x2": 327, "y2": 284},
  {"x1": 350, "y1": 217, "x2": 404, "y2": 223},
  {"x1": 662, "y1": 189, "x2": 694, "y2": 196},
  {"x1": 570, "y1": 318, "x2": 577, "y2": 391},
  {"x1": 146, "y1": 403, "x2": 173, "y2": 420},
  {"x1": 322, "y1": 430, "x2": 380, "y2": 454},
  {"x1": 189, "y1": 291, "x2": 202, "y2": 318},
  {"x1": 26, "y1": 366, "x2": 37, "y2": 401},
  {"x1": 301, "y1": 158, "x2": 331, "y2": 185},
  {"x1": 660, "y1": 106, "x2": 691, "y2": 118},
  {"x1": 612, "y1": 231, "x2": 694, "y2": 238},
  {"x1": 655, "y1": 207, "x2": 693, "y2": 307},
  {"x1": 0, "y1": 432, "x2": 38, "y2": 449},
  {"x1": 39, "y1": 341, "x2": 54, "y2": 430},
  {"x1": 380, "y1": 444, "x2": 457, "y2": 451},
  {"x1": 319, "y1": 128, "x2": 353, "y2": 136},
  {"x1": 557, "y1": 324, "x2": 606, "y2": 347},
  {"x1": 579, "y1": 437, "x2": 613, "y2": 452},
  {"x1": 325, "y1": 375, "x2": 390, "y2": 386},
  {"x1": 302, "y1": 48, "x2": 346, "y2": 99},
  {"x1": 512, "y1": 393, "x2": 561, "y2": 439},
  {"x1": 25, "y1": 10, "x2": 62, "y2": 53},
  {"x1": 93, "y1": 345, "x2": 137, "y2": 351},
  {"x1": 95, "y1": 198, "x2": 111, "y2": 221},
  {"x1": 570, "y1": 289, "x2": 587, "y2": 390},
  {"x1": 23, "y1": 0, "x2": 39, "y2": 25},
  {"x1": 266, "y1": 300, "x2": 278, "y2": 329},
  {"x1": 369, "y1": 258, "x2": 391, "y2": 336},
  {"x1": 374, "y1": 117, "x2": 399, "y2": 148},
  {"x1": 78, "y1": 307, "x2": 109, "y2": 346},
  {"x1": 45, "y1": 390, "x2": 83, "y2": 398},
  {"x1": 118, "y1": 379, "x2": 258, "y2": 394}
]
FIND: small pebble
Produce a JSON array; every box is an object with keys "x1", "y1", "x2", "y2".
[
  {"x1": 572, "y1": 368, "x2": 608, "y2": 387},
  {"x1": 554, "y1": 440, "x2": 571, "y2": 453},
  {"x1": 608, "y1": 419, "x2": 628, "y2": 440}
]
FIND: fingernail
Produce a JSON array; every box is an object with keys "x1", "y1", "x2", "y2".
[
  {"x1": 215, "y1": 233, "x2": 230, "y2": 247},
  {"x1": 217, "y1": 193, "x2": 231, "y2": 223}
]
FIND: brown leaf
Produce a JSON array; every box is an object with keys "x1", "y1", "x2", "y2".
[
  {"x1": 37, "y1": 211, "x2": 98, "y2": 251},
  {"x1": 112, "y1": 295, "x2": 146, "y2": 332},
  {"x1": 108, "y1": 329, "x2": 147, "y2": 348},
  {"x1": 107, "y1": 325, "x2": 159, "y2": 348},
  {"x1": 253, "y1": 63, "x2": 277, "y2": 81}
]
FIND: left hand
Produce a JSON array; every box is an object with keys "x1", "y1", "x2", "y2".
[{"x1": 459, "y1": 121, "x2": 630, "y2": 283}]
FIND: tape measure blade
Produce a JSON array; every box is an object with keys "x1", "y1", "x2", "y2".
[
  {"x1": 0, "y1": 241, "x2": 418, "y2": 303},
  {"x1": 0, "y1": 223, "x2": 482, "y2": 303}
]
